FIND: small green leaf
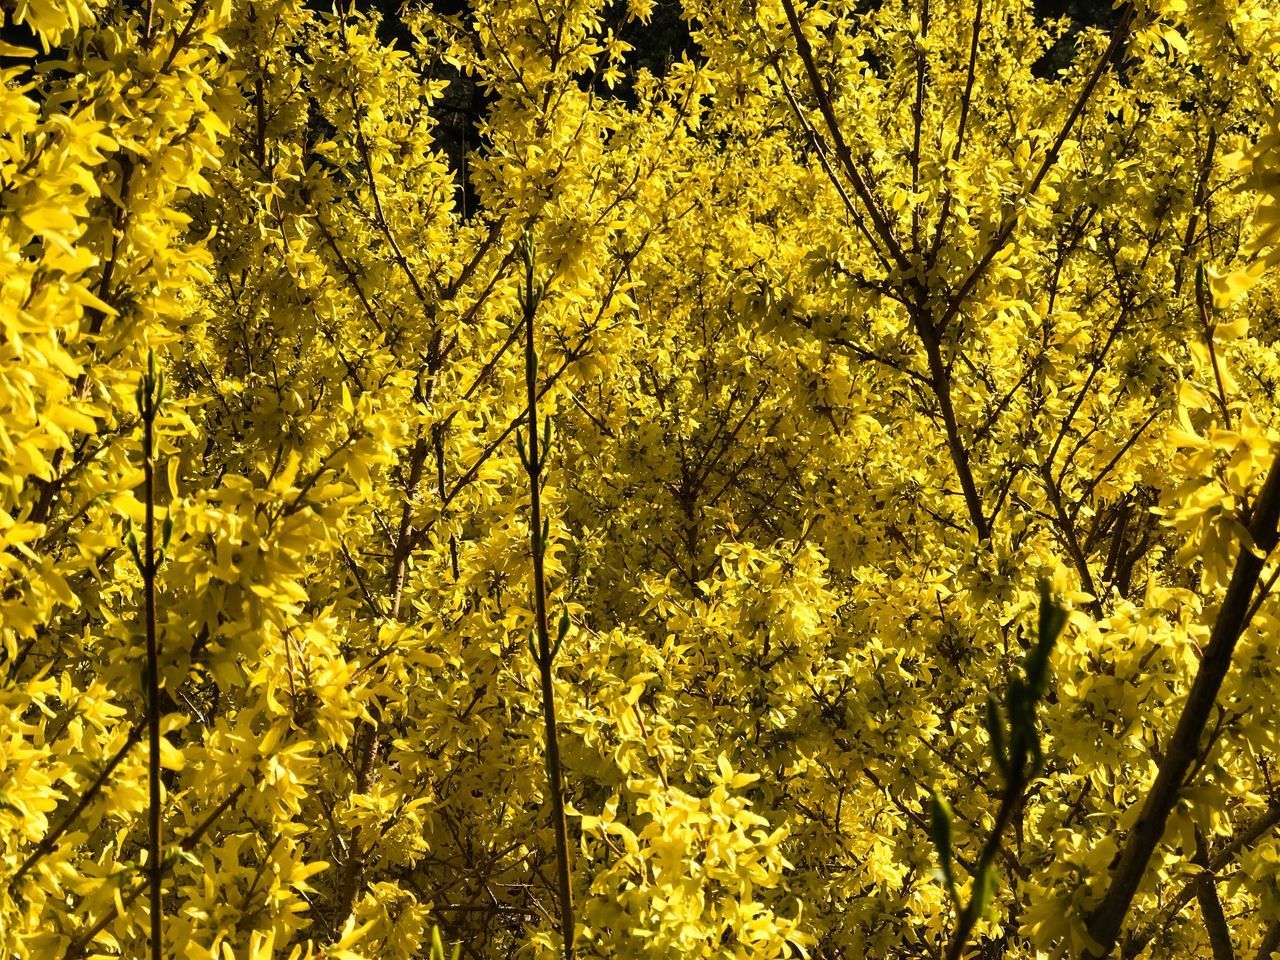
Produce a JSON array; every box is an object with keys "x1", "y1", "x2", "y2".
[
  {"x1": 126, "y1": 525, "x2": 143, "y2": 572},
  {"x1": 1007, "y1": 674, "x2": 1028, "y2": 730},
  {"x1": 929, "y1": 789, "x2": 958, "y2": 908},
  {"x1": 1028, "y1": 581, "x2": 1067, "y2": 699},
  {"x1": 1029, "y1": 724, "x2": 1045, "y2": 775},
  {"x1": 986, "y1": 693, "x2": 1009, "y2": 778},
  {"x1": 515, "y1": 430, "x2": 529, "y2": 473},
  {"x1": 520, "y1": 230, "x2": 535, "y2": 271},
  {"x1": 968, "y1": 862, "x2": 998, "y2": 922}
]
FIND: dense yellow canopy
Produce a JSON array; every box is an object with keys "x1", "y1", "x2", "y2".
[{"x1": 1, "y1": 0, "x2": 1279, "y2": 958}]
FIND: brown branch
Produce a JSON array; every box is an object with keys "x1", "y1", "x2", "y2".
[
  {"x1": 403, "y1": 238, "x2": 651, "y2": 558},
  {"x1": 1125, "y1": 800, "x2": 1280, "y2": 957},
  {"x1": 1173, "y1": 126, "x2": 1218, "y2": 297},
  {"x1": 339, "y1": 536, "x2": 386, "y2": 620},
  {"x1": 520, "y1": 238, "x2": 575, "y2": 959},
  {"x1": 352, "y1": 101, "x2": 439, "y2": 316},
  {"x1": 933, "y1": 4, "x2": 1136, "y2": 337},
  {"x1": 777, "y1": 0, "x2": 912, "y2": 273},
  {"x1": 388, "y1": 437, "x2": 430, "y2": 620},
  {"x1": 1084, "y1": 453, "x2": 1280, "y2": 957},
  {"x1": 1193, "y1": 830, "x2": 1236, "y2": 960},
  {"x1": 1195, "y1": 263, "x2": 1233, "y2": 429},
  {"x1": 1070, "y1": 405, "x2": 1163, "y2": 521},
  {"x1": 63, "y1": 783, "x2": 246, "y2": 960},
  {"x1": 772, "y1": 63, "x2": 891, "y2": 272},
  {"x1": 916, "y1": 305, "x2": 990, "y2": 541},
  {"x1": 1038, "y1": 459, "x2": 1100, "y2": 607},
  {"x1": 156, "y1": 0, "x2": 211, "y2": 78},
  {"x1": 139, "y1": 360, "x2": 164, "y2": 960},
  {"x1": 314, "y1": 213, "x2": 384, "y2": 335},
  {"x1": 1047, "y1": 307, "x2": 1129, "y2": 474},
  {"x1": 1256, "y1": 922, "x2": 1280, "y2": 960},
  {"x1": 925, "y1": 0, "x2": 984, "y2": 269},
  {"x1": 910, "y1": 0, "x2": 932, "y2": 250},
  {"x1": 8, "y1": 723, "x2": 145, "y2": 889}
]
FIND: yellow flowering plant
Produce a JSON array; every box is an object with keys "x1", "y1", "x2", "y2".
[{"x1": 2, "y1": 0, "x2": 1280, "y2": 957}]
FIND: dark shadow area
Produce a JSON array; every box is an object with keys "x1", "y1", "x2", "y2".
[
  {"x1": 611, "y1": 0, "x2": 698, "y2": 95},
  {"x1": 1032, "y1": 0, "x2": 1123, "y2": 78}
]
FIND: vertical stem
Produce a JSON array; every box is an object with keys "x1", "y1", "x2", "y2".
[
  {"x1": 1193, "y1": 830, "x2": 1236, "y2": 960},
  {"x1": 1195, "y1": 264, "x2": 1233, "y2": 429},
  {"x1": 434, "y1": 424, "x2": 460, "y2": 581},
  {"x1": 254, "y1": 69, "x2": 267, "y2": 171},
  {"x1": 916, "y1": 305, "x2": 989, "y2": 541},
  {"x1": 389, "y1": 437, "x2": 428, "y2": 619},
  {"x1": 141, "y1": 361, "x2": 163, "y2": 960},
  {"x1": 910, "y1": 0, "x2": 931, "y2": 251},
  {"x1": 522, "y1": 241, "x2": 575, "y2": 960}
]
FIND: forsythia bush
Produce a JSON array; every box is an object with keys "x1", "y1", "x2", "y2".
[{"x1": 1, "y1": 0, "x2": 1280, "y2": 957}]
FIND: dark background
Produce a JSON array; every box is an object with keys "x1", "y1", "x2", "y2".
[{"x1": 1, "y1": 0, "x2": 1118, "y2": 217}]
